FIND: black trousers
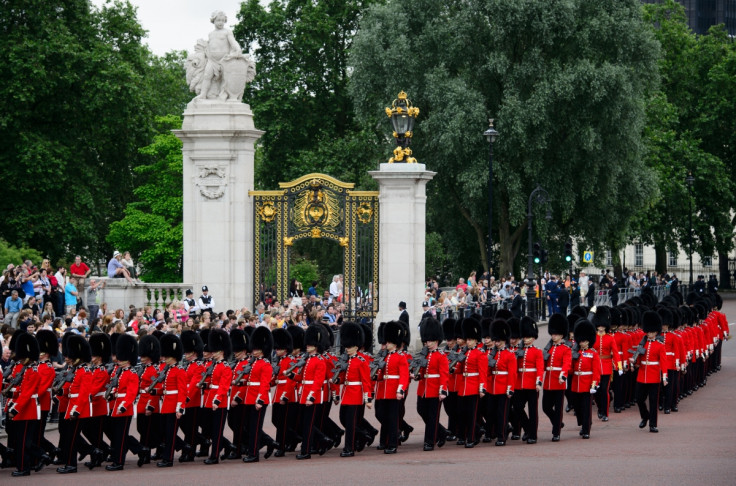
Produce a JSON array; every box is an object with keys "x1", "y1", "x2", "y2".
[
  {"x1": 300, "y1": 403, "x2": 328, "y2": 455},
  {"x1": 571, "y1": 391, "x2": 592, "y2": 435},
  {"x1": 208, "y1": 407, "x2": 228, "y2": 460},
  {"x1": 109, "y1": 415, "x2": 133, "y2": 465},
  {"x1": 81, "y1": 415, "x2": 106, "y2": 451},
  {"x1": 457, "y1": 395, "x2": 480, "y2": 443},
  {"x1": 319, "y1": 399, "x2": 342, "y2": 440},
  {"x1": 37, "y1": 410, "x2": 55, "y2": 455},
  {"x1": 375, "y1": 399, "x2": 400, "y2": 448},
  {"x1": 542, "y1": 389, "x2": 565, "y2": 436},
  {"x1": 339, "y1": 404, "x2": 360, "y2": 452},
  {"x1": 399, "y1": 397, "x2": 411, "y2": 435},
  {"x1": 487, "y1": 394, "x2": 509, "y2": 441},
  {"x1": 199, "y1": 407, "x2": 213, "y2": 445},
  {"x1": 161, "y1": 413, "x2": 181, "y2": 462},
  {"x1": 663, "y1": 370, "x2": 678, "y2": 411},
  {"x1": 272, "y1": 402, "x2": 297, "y2": 451},
  {"x1": 513, "y1": 389, "x2": 539, "y2": 440},
  {"x1": 12, "y1": 420, "x2": 38, "y2": 473},
  {"x1": 594, "y1": 374, "x2": 611, "y2": 417},
  {"x1": 612, "y1": 369, "x2": 625, "y2": 409},
  {"x1": 178, "y1": 406, "x2": 202, "y2": 450},
  {"x1": 63, "y1": 416, "x2": 84, "y2": 467},
  {"x1": 417, "y1": 396, "x2": 446, "y2": 446},
  {"x1": 443, "y1": 391, "x2": 458, "y2": 436},
  {"x1": 137, "y1": 412, "x2": 161, "y2": 449},
  {"x1": 636, "y1": 382, "x2": 660, "y2": 427},
  {"x1": 228, "y1": 404, "x2": 247, "y2": 454},
  {"x1": 244, "y1": 404, "x2": 267, "y2": 457}
]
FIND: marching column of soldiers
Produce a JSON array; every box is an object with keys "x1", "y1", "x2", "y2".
[{"x1": 0, "y1": 287, "x2": 729, "y2": 476}]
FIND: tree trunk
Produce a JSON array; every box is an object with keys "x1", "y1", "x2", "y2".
[
  {"x1": 497, "y1": 198, "x2": 526, "y2": 278},
  {"x1": 718, "y1": 250, "x2": 731, "y2": 289},
  {"x1": 654, "y1": 241, "x2": 667, "y2": 276},
  {"x1": 612, "y1": 250, "x2": 623, "y2": 282},
  {"x1": 450, "y1": 190, "x2": 488, "y2": 272}
]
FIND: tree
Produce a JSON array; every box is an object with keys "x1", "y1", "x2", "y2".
[
  {"x1": 0, "y1": 240, "x2": 44, "y2": 270},
  {"x1": 234, "y1": 0, "x2": 383, "y2": 191},
  {"x1": 349, "y1": 0, "x2": 660, "y2": 276},
  {"x1": 107, "y1": 116, "x2": 184, "y2": 282}
]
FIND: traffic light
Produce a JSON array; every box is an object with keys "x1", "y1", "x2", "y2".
[
  {"x1": 564, "y1": 240, "x2": 573, "y2": 263},
  {"x1": 533, "y1": 242, "x2": 541, "y2": 264},
  {"x1": 541, "y1": 249, "x2": 549, "y2": 264}
]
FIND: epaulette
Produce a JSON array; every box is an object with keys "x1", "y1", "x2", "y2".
[
  {"x1": 32, "y1": 365, "x2": 39, "y2": 372},
  {"x1": 356, "y1": 355, "x2": 366, "y2": 362}
]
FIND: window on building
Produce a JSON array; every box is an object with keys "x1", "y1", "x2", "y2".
[
  {"x1": 669, "y1": 252, "x2": 678, "y2": 267},
  {"x1": 703, "y1": 255, "x2": 712, "y2": 267},
  {"x1": 606, "y1": 250, "x2": 612, "y2": 266},
  {"x1": 635, "y1": 243, "x2": 643, "y2": 267}
]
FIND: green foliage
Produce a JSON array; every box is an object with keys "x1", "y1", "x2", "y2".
[
  {"x1": 290, "y1": 258, "x2": 320, "y2": 293},
  {"x1": 0, "y1": 240, "x2": 45, "y2": 270},
  {"x1": 425, "y1": 232, "x2": 448, "y2": 282},
  {"x1": 350, "y1": 0, "x2": 660, "y2": 276},
  {"x1": 107, "y1": 116, "x2": 184, "y2": 282}
]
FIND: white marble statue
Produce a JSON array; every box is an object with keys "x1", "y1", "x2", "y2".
[{"x1": 186, "y1": 10, "x2": 256, "y2": 102}]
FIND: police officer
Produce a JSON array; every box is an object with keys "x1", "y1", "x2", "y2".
[
  {"x1": 184, "y1": 289, "x2": 199, "y2": 318},
  {"x1": 198, "y1": 286, "x2": 215, "y2": 317}
]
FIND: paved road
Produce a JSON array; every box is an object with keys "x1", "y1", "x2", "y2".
[{"x1": 6, "y1": 300, "x2": 736, "y2": 484}]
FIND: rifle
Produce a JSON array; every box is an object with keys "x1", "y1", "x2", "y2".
[
  {"x1": 487, "y1": 347, "x2": 499, "y2": 368},
  {"x1": 542, "y1": 340, "x2": 553, "y2": 360},
  {"x1": 515, "y1": 342, "x2": 526, "y2": 359},
  {"x1": 2, "y1": 360, "x2": 16, "y2": 380},
  {"x1": 52, "y1": 366, "x2": 76, "y2": 395},
  {"x1": 271, "y1": 354, "x2": 282, "y2": 378},
  {"x1": 447, "y1": 346, "x2": 467, "y2": 374},
  {"x1": 1, "y1": 364, "x2": 30, "y2": 398},
  {"x1": 197, "y1": 360, "x2": 216, "y2": 389},
  {"x1": 105, "y1": 367, "x2": 123, "y2": 401},
  {"x1": 285, "y1": 354, "x2": 306, "y2": 379},
  {"x1": 409, "y1": 346, "x2": 429, "y2": 378},
  {"x1": 369, "y1": 349, "x2": 387, "y2": 381},
  {"x1": 231, "y1": 357, "x2": 255, "y2": 386},
  {"x1": 146, "y1": 364, "x2": 171, "y2": 394},
  {"x1": 330, "y1": 352, "x2": 349, "y2": 384},
  {"x1": 104, "y1": 362, "x2": 116, "y2": 374}
]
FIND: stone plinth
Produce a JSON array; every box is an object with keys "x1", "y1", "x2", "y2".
[
  {"x1": 369, "y1": 163, "x2": 436, "y2": 350},
  {"x1": 82, "y1": 278, "x2": 192, "y2": 313},
  {"x1": 174, "y1": 99, "x2": 264, "y2": 312}
]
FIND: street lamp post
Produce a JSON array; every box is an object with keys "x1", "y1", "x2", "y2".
[
  {"x1": 686, "y1": 172, "x2": 695, "y2": 286},
  {"x1": 484, "y1": 120, "x2": 499, "y2": 276},
  {"x1": 526, "y1": 185, "x2": 552, "y2": 279}
]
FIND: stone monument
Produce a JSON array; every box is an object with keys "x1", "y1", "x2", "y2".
[{"x1": 175, "y1": 11, "x2": 262, "y2": 311}]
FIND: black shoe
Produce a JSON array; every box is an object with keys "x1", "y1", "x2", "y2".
[
  {"x1": 57, "y1": 465, "x2": 78, "y2": 474},
  {"x1": 446, "y1": 435, "x2": 457, "y2": 441},
  {"x1": 582, "y1": 434, "x2": 590, "y2": 439},
  {"x1": 495, "y1": 440, "x2": 505, "y2": 446},
  {"x1": 178, "y1": 453, "x2": 194, "y2": 463},
  {"x1": 137, "y1": 447, "x2": 150, "y2": 467},
  {"x1": 274, "y1": 449, "x2": 286, "y2": 457},
  {"x1": 456, "y1": 440, "x2": 465, "y2": 446},
  {"x1": 399, "y1": 425, "x2": 413, "y2": 443},
  {"x1": 658, "y1": 405, "x2": 663, "y2": 411},
  {"x1": 264, "y1": 440, "x2": 277, "y2": 459},
  {"x1": 526, "y1": 438, "x2": 537, "y2": 444},
  {"x1": 511, "y1": 435, "x2": 520, "y2": 441},
  {"x1": 423, "y1": 444, "x2": 434, "y2": 451},
  {"x1": 672, "y1": 406, "x2": 679, "y2": 412},
  {"x1": 521, "y1": 433, "x2": 529, "y2": 441},
  {"x1": 639, "y1": 419, "x2": 648, "y2": 429},
  {"x1": 12, "y1": 470, "x2": 31, "y2": 477},
  {"x1": 552, "y1": 435, "x2": 560, "y2": 442},
  {"x1": 296, "y1": 453, "x2": 311, "y2": 460},
  {"x1": 383, "y1": 448, "x2": 397, "y2": 454},
  {"x1": 105, "y1": 463, "x2": 123, "y2": 471},
  {"x1": 156, "y1": 461, "x2": 173, "y2": 468},
  {"x1": 597, "y1": 412, "x2": 603, "y2": 419},
  {"x1": 196, "y1": 441, "x2": 211, "y2": 457},
  {"x1": 649, "y1": 426, "x2": 659, "y2": 433},
  {"x1": 464, "y1": 441, "x2": 476, "y2": 449},
  {"x1": 579, "y1": 429, "x2": 584, "y2": 436},
  {"x1": 437, "y1": 432, "x2": 446, "y2": 448},
  {"x1": 340, "y1": 450, "x2": 355, "y2": 457},
  {"x1": 243, "y1": 455, "x2": 259, "y2": 463},
  {"x1": 664, "y1": 409, "x2": 671, "y2": 414},
  {"x1": 203, "y1": 458, "x2": 219, "y2": 465},
  {"x1": 565, "y1": 404, "x2": 572, "y2": 413},
  {"x1": 614, "y1": 408, "x2": 622, "y2": 413},
  {"x1": 482, "y1": 436, "x2": 492, "y2": 443},
  {"x1": 226, "y1": 450, "x2": 242, "y2": 460},
  {"x1": 376, "y1": 444, "x2": 386, "y2": 450},
  {"x1": 601, "y1": 416, "x2": 609, "y2": 422},
  {"x1": 35, "y1": 453, "x2": 51, "y2": 472},
  {"x1": 151, "y1": 450, "x2": 163, "y2": 461}
]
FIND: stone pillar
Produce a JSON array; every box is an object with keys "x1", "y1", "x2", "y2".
[
  {"x1": 369, "y1": 163, "x2": 436, "y2": 350},
  {"x1": 174, "y1": 100, "x2": 264, "y2": 312}
]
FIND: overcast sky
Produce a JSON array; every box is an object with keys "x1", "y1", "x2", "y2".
[{"x1": 91, "y1": 0, "x2": 246, "y2": 56}]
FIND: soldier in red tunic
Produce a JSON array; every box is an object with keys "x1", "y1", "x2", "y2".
[
  {"x1": 374, "y1": 321, "x2": 410, "y2": 454},
  {"x1": 34, "y1": 330, "x2": 58, "y2": 466},
  {"x1": 513, "y1": 316, "x2": 544, "y2": 444},
  {"x1": 203, "y1": 329, "x2": 233, "y2": 464},
  {"x1": 271, "y1": 327, "x2": 297, "y2": 457},
  {"x1": 58, "y1": 334, "x2": 93, "y2": 473},
  {"x1": 106, "y1": 333, "x2": 139, "y2": 471},
  {"x1": 135, "y1": 335, "x2": 162, "y2": 467},
  {"x1": 177, "y1": 330, "x2": 205, "y2": 462},
  {"x1": 456, "y1": 316, "x2": 487, "y2": 448},
  {"x1": 542, "y1": 313, "x2": 572, "y2": 442},
  {"x1": 611, "y1": 308, "x2": 631, "y2": 413},
  {"x1": 82, "y1": 333, "x2": 112, "y2": 469},
  {"x1": 440, "y1": 318, "x2": 458, "y2": 440},
  {"x1": 296, "y1": 325, "x2": 331, "y2": 460},
  {"x1": 336, "y1": 322, "x2": 373, "y2": 457},
  {"x1": 242, "y1": 327, "x2": 277, "y2": 463},
  {"x1": 570, "y1": 319, "x2": 601, "y2": 439},
  {"x1": 634, "y1": 311, "x2": 669, "y2": 433},
  {"x1": 226, "y1": 329, "x2": 250, "y2": 460},
  {"x1": 156, "y1": 334, "x2": 188, "y2": 467},
  {"x1": 591, "y1": 306, "x2": 621, "y2": 422},
  {"x1": 414, "y1": 317, "x2": 449, "y2": 451},
  {"x1": 487, "y1": 319, "x2": 516, "y2": 446}
]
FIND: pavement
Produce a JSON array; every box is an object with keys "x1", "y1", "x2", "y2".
[{"x1": 3, "y1": 298, "x2": 736, "y2": 484}]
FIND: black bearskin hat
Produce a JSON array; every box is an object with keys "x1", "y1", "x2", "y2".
[
  {"x1": 480, "y1": 317, "x2": 492, "y2": 339},
  {"x1": 657, "y1": 307, "x2": 673, "y2": 329},
  {"x1": 507, "y1": 317, "x2": 521, "y2": 340},
  {"x1": 715, "y1": 293, "x2": 723, "y2": 310},
  {"x1": 686, "y1": 292, "x2": 700, "y2": 306},
  {"x1": 139, "y1": 335, "x2": 161, "y2": 363},
  {"x1": 573, "y1": 319, "x2": 596, "y2": 345},
  {"x1": 67, "y1": 334, "x2": 91, "y2": 363},
  {"x1": 251, "y1": 326, "x2": 273, "y2": 358},
  {"x1": 230, "y1": 328, "x2": 249, "y2": 353},
  {"x1": 361, "y1": 323, "x2": 373, "y2": 352},
  {"x1": 376, "y1": 322, "x2": 386, "y2": 345},
  {"x1": 384, "y1": 321, "x2": 404, "y2": 346},
  {"x1": 340, "y1": 322, "x2": 365, "y2": 349},
  {"x1": 494, "y1": 308, "x2": 512, "y2": 322},
  {"x1": 181, "y1": 330, "x2": 204, "y2": 357},
  {"x1": 610, "y1": 307, "x2": 622, "y2": 328},
  {"x1": 61, "y1": 331, "x2": 73, "y2": 358},
  {"x1": 273, "y1": 328, "x2": 293, "y2": 353},
  {"x1": 89, "y1": 333, "x2": 112, "y2": 363},
  {"x1": 109, "y1": 332, "x2": 120, "y2": 356},
  {"x1": 548, "y1": 313, "x2": 569, "y2": 337},
  {"x1": 520, "y1": 316, "x2": 538, "y2": 339},
  {"x1": 490, "y1": 319, "x2": 510, "y2": 343},
  {"x1": 9, "y1": 329, "x2": 25, "y2": 357},
  {"x1": 116, "y1": 334, "x2": 138, "y2": 364},
  {"x1": 161, "y1": 333, "x2": 183, "y2": 362},
  {"x1": 322, "y1": 324, "x2": 335, "y2": 348},
  {"x1": 461, "y1": 316, "x2": 482, "y2": 341},
  {"x1": 420, "y1": 317, "x2": 444, "y2": 343},
  {"x1": 200, "y1": 328, "x2": 211, "y2": 353},
  {"x1": 591, "y1": 306, "x2": 611, "y2": 331},
  {"x1": 286, "y1": 325, "x2": 305, "y2": 351},
  {"x1": 208, "y1": 329, "x2": 232, "y2": 359},
  {"x1": 442, "y1": 318, "x2": 457, "y2": 341},
  {"x1": 570, "y1": 306, "x2": 587, "y2": 320},
  {"x1": 14, "y1": 332, "x2": 39, "y2": 362},
  {"x1": 152, "y1": 330, "x2": 165, "y2": 342},
  {"x1": 398, "y1": 320, "x2": 411, "y2": 347},
  {"x1": 305, "y1": 325, "x2": 325, "y2": 353},
  {"x1": 641, "y1": 311, "x2": 662, "y2": 334},
  {"x1": 36, "y1": 330, "x2": 58, "y2": 358},
  {"x1": 454, "y1": 318, "x2": 464, "y2": 341}
]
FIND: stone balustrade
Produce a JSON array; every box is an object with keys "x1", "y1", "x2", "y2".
[{"x1": 83, "y1": 278, "x2": 193, "y2": 313}]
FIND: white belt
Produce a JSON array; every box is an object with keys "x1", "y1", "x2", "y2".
[
  {"x1": 94, "y1": 392, "x2": 105, "y2": 398},
  {"x1": 246, "y1": 382, "x2": 260, "y2": 386},
  {"x1": 69, "y1": 393, "x2": 79, "y2": 398},
  {"x1": 345, "y1": 381, "x2": 363, "y2": 386},
  {"x1": 425, "y1": 374, "x2": 440, "y2": 378},
  {"x1": 666, "y1": 352, "x2": 675, "y2": 356},
  {"x1": 276, "y1": 380, "x2": 287, "y2": 384},
  {"x1": 163, "y1": 390, "x2": 178, "y2": 395},
  {"x1": 518, "y1": 368, "x2": 537, "y2": 372},
  {"x1": 31, "y1": 394, "x2": 38, "y2": 399},
  {"x1": 209, "y1": 385, "x2": 219, "y2": 389},
  {"x1": 574, "y1": 371, "x2": 592, "y2": 376},
  {"x1": 384, "y1": 375, "x2": 400, "y2": 379},
  {"x1": 9, "y1": 387, "x2": 17, "y2": 392},
  {"x1": 302, "y1": 380, "x2": 315, "y2": 384},
  {"x1": 491, "y1": 371, "x2": 508, "y2": 375},
  {"x1": 642, "y1": 361, "x2": 659, "y2": 365},
  {"x1": 546, "y1": 367, "x2": 563, "y2": 371},
  {"x1": 46, "y1": 388, "x2": 52, "y2": 394},
  {"x1": 463, "y1": 372, "x2": 480, "y2": 377},
  {"x1": 116, "y1": 393, "x2": 126, "y2": 398}
]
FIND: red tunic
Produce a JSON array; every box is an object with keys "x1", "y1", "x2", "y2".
[
  {"x1": 273, "y1": 356, "x2": 298, "y2": 403},
  {"x1": 137, "y1": 364, "x2": 162, "y2": 414},
  {"x1": 416, "y1": 349, "x2": 449, "y2": 398},
  {"x1": 299, "y1": 354, "x2": 327, "y2": 405},
  {"x1": 488, "y1": 348, "x2": 517, "y2": 395},
  {"x1": 636, "y1": 339, "x2": 669, "y2": 384},
  {"x1": 8, "y1": 364, "x2": 41, "y2": 421},
  {"x1": 160, "y1": 365, "x2": 188, "y2": 414},
  {"x1": 36, "y1": 361, "x2": 56, "y2": 412},
  {"x1": 375, "y1": 351, "x2": 410, "y2": 400},
  {"x1": 230, "y1": 358, "x2": 250, "y2": 405},
  {"x1": 67, "y1": 365, "x2": 94, "y2": 419},
  {"x1": 111, "y1": 367, "x2": 139, "y2": 417},
  {"x1": 458, "y1": 345, "x2": 488, "y2": 396},
  {"x1": 593, "y1": 333, "x2": 621, "y2": 375},
  {"x1": 515, "y1": 346, "x2": 544, "y2": 390},
  {"x1": 571, "y1": 348, "x2": 602, "y2": 393},
  {"x1": 204, "y1": 360, "x2": 233, "y2": 408},
  {"x1": 613, "y1": 331, "x2": 631, "y2": 371},
  {"x1": 543, "y1": 343, "x2": 572, "y2": 391},
  {"x1": 244, "y1": 358, "x2": 272, "y2": 405},
  {"x1": 89, "y1": 365, "x2": 110, "y2": 417},
  {"x1": 339, "y1": 355, "x2": 372, "y2": 405}
]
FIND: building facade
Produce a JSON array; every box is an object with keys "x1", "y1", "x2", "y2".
[{"x1": 642, "y1": 0, "x2": 736, "y2": 36}]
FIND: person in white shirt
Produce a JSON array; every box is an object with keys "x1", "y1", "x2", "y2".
[
  {"x1": 329, "y1": 275, "x2": 340, "y2": 301},
  {"x1": 198, "y1": 285, "x2": 215, "y2": 316},
  {"x1": 578, "y1": 271, "x2": 589, "y2": 299}
]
